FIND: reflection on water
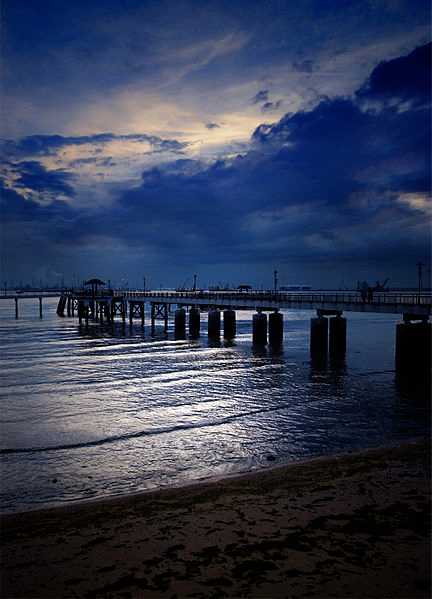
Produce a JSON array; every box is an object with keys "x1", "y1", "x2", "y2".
[{"x1": 0, "y1": 298, "x2": 429, "y2": 513}]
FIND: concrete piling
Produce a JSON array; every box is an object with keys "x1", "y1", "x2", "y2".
[
  {"x1": 56, "y1": 296, "x2": 66, "y2": 316},
  {"x1": 189, "y1": 307, "x2": 201, "y2": 338},
  {"x1": 15, "y1": 297, "x2": 18, "y2": 319},
  {"x1": 269, "y1": 311, "x2": 283, "y2": 347},
  {"x1": 208, "y1": 309, "x2": 221, "y2": 339},
  {"x1": 223, "y1": 309, "x2": 236, "y2": 339},
  {"x1": 310, "y1": 316, "x2": 328, "y2": 359},
  {"x1": 329, "y1": 315, "x2": 346, "y2": 358},
  {"x1": 253, "y1": 311, "x2": 267, "y2": 345},
  {"x1": 174, "y1": 308, "x2": 186, "y2": 339},
  {"x1": 39, "y1": 297, "x2": 43, "y2": 319},
  {"x1": 396, "y1": 320, "x2": 431, "y2": 384},
  {"x1": 78, "y1": 301, "x2": 83, "y2": 325}
]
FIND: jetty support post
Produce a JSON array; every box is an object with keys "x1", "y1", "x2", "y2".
[
  {"x1": 164, "y1": 304, "x2": 168, "y2": 333},
  {"x1": 396, "y1": 314, "x2": 431, "y2": 386},
  {"x1": 121, "y1": 300, "x2": 126, "y2": 325},
  {"x1": 189, "y1": 306, "x2": 201, "y2": 338},
  {"x1": 208, "y1": 308, "x2": 221, "y2": 340},
  {"x1": 104, "y1": 301, "x2": 111, "y2": 324},
  {"x1": 253, "y1": 310, "x2": 267, "y2": 345},
  {"x1": 269, "y1": 310, "x2": 283, "y2": 347},
  {"x1": 15, "y1": 297, "x2": 18, "y2": 319},
  {"x1": 223, "y1": 309, "x2": 236, "y2": 340},
  {"x1": 174, "y1": 307, "x2": 186, "y2": 339},
  {"x1": 329, "y1": 312, "x2": 347, "y2": 360},
  {"x1": 310, "y1": 312, "x2": 328, "y2": 361},
  {"x1": 39, "y1": 296, "x2": 43, "y2": 319}
]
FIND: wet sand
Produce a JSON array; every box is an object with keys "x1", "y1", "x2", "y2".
[{"x1": 1, "y1": 441, "x2": 430, "y2": 598}]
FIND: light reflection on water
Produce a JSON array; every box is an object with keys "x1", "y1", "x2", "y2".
[{"x1": 0, "y1": 297, "x2": 429, "y2": 513}]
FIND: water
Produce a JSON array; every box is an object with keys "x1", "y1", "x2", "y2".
[{"x1": 0, "y1": 297, "x2": 429, "y2": 513}]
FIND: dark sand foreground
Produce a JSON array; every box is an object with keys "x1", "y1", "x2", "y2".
[{"x1": 1, "y1": 441, "x2": 430, "y2": 598}]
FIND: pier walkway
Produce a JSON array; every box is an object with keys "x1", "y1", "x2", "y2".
[{"x1": 123, "y1": 290, "x2": 431, "y2": 317}]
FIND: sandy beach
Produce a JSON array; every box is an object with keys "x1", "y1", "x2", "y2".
[{"x1": 1, "y1": 440, "x2": 430, "y2": 598}]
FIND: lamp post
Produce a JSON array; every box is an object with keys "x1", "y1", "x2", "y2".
[
  {"x1": 193, "y1": 274, "x2": 197, "y2": 292},
  {"x1": 273, "y1": 269, "x2": 278, "y2": 293},
  {"x1": 417, "y1": 261, "x2": 423, "y2": 303}
]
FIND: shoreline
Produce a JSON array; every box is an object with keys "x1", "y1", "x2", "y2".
[
  {"x1": 1, "y1": 436, "x2": 428, "y2": 521},
  {"x1": 2, "y1": 439, "x2": 430, "y2": 598}
]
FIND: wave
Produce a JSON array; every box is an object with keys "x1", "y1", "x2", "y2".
[{"x1": 0, "y1": 404, "x2": 290, "y2": 455}]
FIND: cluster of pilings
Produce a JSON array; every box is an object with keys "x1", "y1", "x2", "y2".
[
  {"x1": 172, "y1": 307, "x2": 283, "y2": 347},
  {"x1": 56, "y1": 293, "x2": 431, "y2": 384},
  {"x1": 310, "y1": 309, "x2": 347, "y2": 363}
]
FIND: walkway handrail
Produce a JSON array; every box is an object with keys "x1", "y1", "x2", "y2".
[{"x1": 117, "y1": 290, "x2": 432, "y2": 307}]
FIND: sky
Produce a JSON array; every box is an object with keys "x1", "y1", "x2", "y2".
[{"x1": 1, "y1": 0, "x2": 431, "y2": 289}]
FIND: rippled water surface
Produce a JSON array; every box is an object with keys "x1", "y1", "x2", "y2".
[{"x1": 0, "y1": 297, "x2": 429, "y2": 513}]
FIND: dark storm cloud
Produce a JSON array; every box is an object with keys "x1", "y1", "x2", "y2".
[
  {"x1": 205, "y1": 123, "x2": 221, "y2": 129},
  {"x1": 356, "y1": 42, "x2": 431, "y2": 109},
  {"x1": 10, "y1": 161, "x2": 75, "y2": 197},
  {"x1": 91, "y1": 42, "x2": 430, "y2": 266}
]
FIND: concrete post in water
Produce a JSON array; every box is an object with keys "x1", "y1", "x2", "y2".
[
  {"x1": 174, "y1": 307, "x2": 186, "y2": 339},
  {"x1": 122, "y1": 300, "x2": 126, "y2": 324},
  {"x1": 223, "y1": 310, "x2": 236, "y2": 340},
  {"x1": 140, "y1": 303, "x2": 145, "y2": 327},
  {"x1": 189, "y1": 306, "x2": 201, "y2": 338},
  {"x1": 104, "y1": 303, "x2": 111, "y2": 323},
  {"x1": 253, "y1": 311, "x2": 267, "y2": 345},
  {"x1": 396, "y1": 318, "x2": 431, "y2": 385},
  {"x1": 15, "y1": 297, "x2": 18, "y2": 319},
  {"x1": 85, "y1": 306, "x2": 89, "y2": 328},
  {"x1": 71, "y1": 299, "x2": 75, "y2": 317},
  {"x1": 151, "y1": 303, "x2": 155, "y2": 331},
  {"x1": 269, "y1": 310, "x2": 283, "y2": 347},
  {"x1": 329, "y1": 315, "x2": 346, "y2": 358},
  {"x1": 164, "y1": 305, "x2": 168, "y2": 333},
  {"x1": 310, "y1": 316, "x2": 328, "y2": 359},
  {"x1": 78, "y1": 301, "x2": 83, "y2": 325},
  {"x1": 66, "y1": 297, "x2": 71, "y2": 317},
  {"x1": 39, "y1": 297, "x2": 43, "y2": 319},
  {"x1": 56, "y1": 296, "x2": 66, "y2": 316},
  {"x1": 129, "y1": 302, "x2": 133, "y2": 327},
  {"x1": 208, "y1": 309, "x2": 221, "y2": 339}
]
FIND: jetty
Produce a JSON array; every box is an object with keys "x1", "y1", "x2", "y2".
[{"x1": 1, "y1": 284, "x2": 430, "y2": 382}]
